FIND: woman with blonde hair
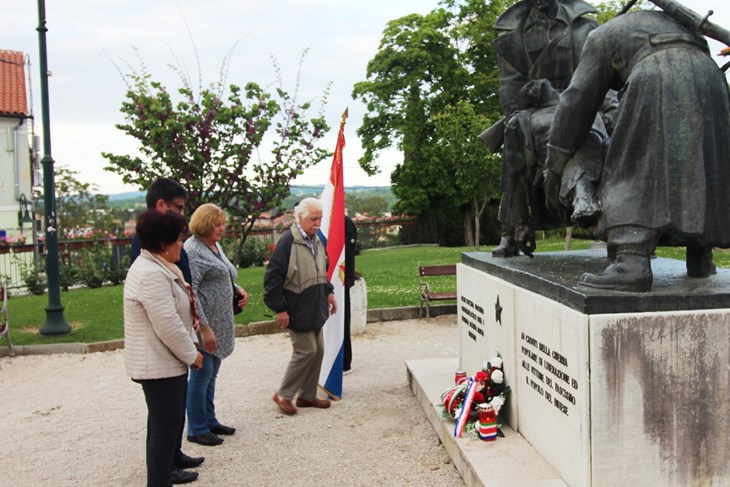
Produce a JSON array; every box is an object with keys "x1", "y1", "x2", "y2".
[{"x1": 185, "y1": 203, "x2": 248, "y2": 446}]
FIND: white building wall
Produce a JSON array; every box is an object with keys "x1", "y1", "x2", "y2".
[{"x1": 0, "y1": 117, "x2": 33, "y2": 240}]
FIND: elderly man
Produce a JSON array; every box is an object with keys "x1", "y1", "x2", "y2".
[
  {"x1": 546, "y1": 10, "x2": 730, "y2": 292},
  {"x1": 265, "y1": 197, "x2": 337, "y2": 414},
  {"x1": 490, "y1": 0, "x2": 612, "y2": 257}
]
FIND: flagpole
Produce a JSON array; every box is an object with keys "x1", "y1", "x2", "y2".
[{"x1": 318, "y1": 108, "x2": 348, "y2": 399}]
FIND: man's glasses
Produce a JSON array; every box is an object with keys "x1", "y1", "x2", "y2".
[{"x1": 167, "y1": 201, "x2": 185, "y2": 214}]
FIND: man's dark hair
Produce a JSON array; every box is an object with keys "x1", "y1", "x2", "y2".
[
  {"x1": 145, "y1": 178, "x2": 188, "y2": 209},
  {"x1": 136, "y1": 209, "x2": 188, "y2": 253}
]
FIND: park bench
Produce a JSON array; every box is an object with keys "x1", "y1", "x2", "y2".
[
  {"x1": 0, "y1": 282, "x2": 14, "y2": 357},
  {"x1": 419, "y1": 264, "x2": 457, "y2": 318}
]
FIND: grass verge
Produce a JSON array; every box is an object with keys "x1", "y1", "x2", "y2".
[{"x1": 4, "y1": 239, "x2": 729, "y2": 346}]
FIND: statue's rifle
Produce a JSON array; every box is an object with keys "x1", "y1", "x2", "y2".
[
  {"x1": 622, "y1": 0, "x2": 730, "y2": 71},
  {"x1": 647, "y1": 0, "x2": 730, "y2": 49}
]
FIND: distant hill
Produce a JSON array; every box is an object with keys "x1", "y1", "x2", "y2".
[
  {"x1": 106, "y1": 186, "x2": 391, "y2": 200},
  {"x1": 288, "y1": 185, "x2": 391, "y2": 195},
  {"x1": 107, "y1": 191, "x2": 146, "y2": 201},
  {"x1": 105, "y1": 186, "x2": 395, "y2": 211}
]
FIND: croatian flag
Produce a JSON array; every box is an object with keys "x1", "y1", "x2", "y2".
[{"x1": 318, "y1": 109, "x2": 348, "y2": 399}]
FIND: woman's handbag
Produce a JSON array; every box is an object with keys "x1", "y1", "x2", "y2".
[{"x1": 233, "y1": 284, "x2": 243, "y2": 315}]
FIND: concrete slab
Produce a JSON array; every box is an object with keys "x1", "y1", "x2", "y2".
[
  {"x1": 462, "y1": 250, "x2": 730, "y2": 314},
  {"x1": 407, "y1": 357, "x2": 566, "y2": 487}
]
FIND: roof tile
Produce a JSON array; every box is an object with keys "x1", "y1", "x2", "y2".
[{"x1": 0, "y1": 50, "x2": 29, "y2": 116}]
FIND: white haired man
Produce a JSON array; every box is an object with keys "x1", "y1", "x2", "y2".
[{"x1": 264, "y1": 197, "x2": 337, "y2": 414}]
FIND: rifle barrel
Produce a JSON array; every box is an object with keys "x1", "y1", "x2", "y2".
[{"x1": 648, "y1": 0, "x2": 730, "y2": 48}]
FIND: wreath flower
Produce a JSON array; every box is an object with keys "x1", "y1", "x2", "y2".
[{"x1": 440, "y1": 354, "x2": 511, "y2": 441}]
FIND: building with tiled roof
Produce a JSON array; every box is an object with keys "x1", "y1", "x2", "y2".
[
  {"x1": 0, "y1": 50, "x2": 35, "y2": 242},
  {"x1": 0, "y1": 51, "x2": 29, "y2": 117}
]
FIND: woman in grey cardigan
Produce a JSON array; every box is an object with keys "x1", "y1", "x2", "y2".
[{"x1": 185, "y1": 203, "x2": 248, "y2": 446}]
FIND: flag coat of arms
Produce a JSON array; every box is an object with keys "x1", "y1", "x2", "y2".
[{"x1": 318, "y1": 109, "x2": 348, "y2": 399}]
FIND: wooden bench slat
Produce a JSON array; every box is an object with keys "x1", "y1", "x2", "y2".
[
  {"x1": 428, "y1": 292, "x2": 457, "y2": 301},
  {"x1": 419, "y1": 264, "x2": 457, "y2": 318},
  {"x1": 419, "y1": 264, "x2": 457, "y2": 276}
]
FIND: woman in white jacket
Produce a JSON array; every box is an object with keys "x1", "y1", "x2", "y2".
[{"x1": 124, "y1": 210, "x2": 203, "y2": 487}]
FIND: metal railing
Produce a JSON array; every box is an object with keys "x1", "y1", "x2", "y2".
[
  {"x1": 0, "y1": 219, "x2": 412, "y2": 290},
  {"x1": 0, "y1": 238, "x2": 132, "y2": 290}
]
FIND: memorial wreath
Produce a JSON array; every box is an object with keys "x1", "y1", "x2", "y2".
[{"x1": 440, "y1": 355, "x2": 510, "y2": 441}]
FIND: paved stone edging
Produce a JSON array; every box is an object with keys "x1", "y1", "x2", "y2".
[{"x1": 0, "y1": 304, "x2": 457, "y2": 357}]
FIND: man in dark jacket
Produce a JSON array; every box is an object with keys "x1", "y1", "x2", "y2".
[
  {"x1": 546, "y1": 10, "x2": 730, "y2": 291},
  {"x1": 265, "y1": 197, "x2": 336, "y2": 415},
  {"x1": 343, "y1": 215, "x2": 357, "y2": 373}
]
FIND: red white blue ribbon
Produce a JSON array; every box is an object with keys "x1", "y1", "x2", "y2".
[{"x1": 454, "y1": 377, "x2": 477, "y2": 438}]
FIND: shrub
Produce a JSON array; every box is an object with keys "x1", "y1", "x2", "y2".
[
  {"x1": 238, "y1": 238, "x2": 269, "y2": 268},
  {"x1": 16, "y1": 260, "x2": 46, "y2": 295},
  {"x1": 59, "y1": 261, "x2": 79, "y2": 291}
]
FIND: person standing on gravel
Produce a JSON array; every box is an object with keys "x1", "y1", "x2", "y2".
[
  {"x1": 264, "y1": 198, "x2": 337, "y2": 415},
  {"x1": 124, "y1": 210, "x2": 204, "y2": 487},
  {"x1": 130, "y1": 177, "x2": 206, "y2": 484},
  {"x1": 184, "y1": 204, "x2": 247, "y2": 445}
]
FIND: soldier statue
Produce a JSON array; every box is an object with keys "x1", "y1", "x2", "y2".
[
  {"x1": 488, "y1": 0, "x2": 615, "y2": 258},
  {"x1": 545, "y1": 9, "x2": 730, "y2": 292}
]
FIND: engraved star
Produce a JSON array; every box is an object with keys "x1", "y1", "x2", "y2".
[{"x1": 495, "y1": 296, "x2": 503, "y2": 325}]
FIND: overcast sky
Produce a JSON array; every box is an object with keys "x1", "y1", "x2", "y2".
[{"x1": 2, "y1": 0, "x2": 729, "y2": 195}]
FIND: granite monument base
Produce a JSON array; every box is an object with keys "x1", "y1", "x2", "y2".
[{"x1": 457, "y1": 250, "x2": 730, "y2": 487}]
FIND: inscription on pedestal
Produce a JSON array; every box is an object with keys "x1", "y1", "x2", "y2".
[
  {"x1": 460, "y1": 296, "x2": 485, "y2": 342},
  {"x1": 520, "y1": 332, "x2": 578, "y2": 417}
]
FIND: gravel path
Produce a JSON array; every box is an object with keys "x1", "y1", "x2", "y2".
[{"x1": 0, "y1": 316, "x2": 465, "y2": 486}]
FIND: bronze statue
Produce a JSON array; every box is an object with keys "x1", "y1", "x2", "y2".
[
  {"x1": 489, "y1": 0, "x2": 614, "y2": 257},
  {"x1": 546, "y1": 9, "x2": 730, "y2": 292}
]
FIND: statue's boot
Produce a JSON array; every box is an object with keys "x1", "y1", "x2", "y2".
[
  {"x1": 491, "y1": 234, "x2": 519, "y2": 258},
  {"x1": 570, "y1": 176, "x2": 600, "y2": 227},
  {"x1": 514, "y1": 225, "x2": 536, "y2": 258},
  {"x1": 686, "y1": 245, "x2": 716, "y2": 278},
  {"x1": 579, "y1": 248, "x2": 653, "y2": 292}
]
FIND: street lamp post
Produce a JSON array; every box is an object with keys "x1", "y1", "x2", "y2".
[{"x1": 36, "y1": 0, "x2": 70, "y2": 336}]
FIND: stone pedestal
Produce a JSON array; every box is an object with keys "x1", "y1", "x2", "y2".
[
  {"x1": 457, "y1": 250, "x2": 730, "y2": 487},
  {"x1": 350, "y1": 278, "x2": 367, "y2": 335}
]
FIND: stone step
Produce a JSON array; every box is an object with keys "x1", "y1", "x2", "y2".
[{"x1": 406, "y1": 357, "x2": 566, "y2": 487}]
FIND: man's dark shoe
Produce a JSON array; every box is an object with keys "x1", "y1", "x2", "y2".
[
  {"x1": 175, "y1": 453, "x2": 204, "y2": 469},
  {"x1": 210, "y1": 424, "x2": 236, "y2": 436},
  {"x1": 170, "y1": 468, "x2": 199, "y2": 484},
  {"x1": 273, "y1": 393, "x2": 297, "y2": 415},
  {"x1": 187, "y1": 432, "x2": 223, "y2": 446},
  {"x1": 296, "y1": 397, "x2": 331, "y2": 409}
]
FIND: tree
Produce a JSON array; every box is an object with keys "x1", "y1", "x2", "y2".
[
  {"x1": 353, "y1": 9, "x2": 469, "y2": 244},
  {"x1": 353, "y1": 1, "x2": 510, "y2": 245},
  {"x1": 432, "y1": 100, "x2": 501, "y2": 249},
  {"x1": 345, "y1": 192, "x2": 391, "y2": 216},
  {"x1": 35, "y1": 165, "x2": 116, "y2": 238},
  {"x1": 591, "y1": 0, "x2": 647, "y2": 24},
  {"x1": 103, "y1": 52, "x2": 331, "y2": 264}
]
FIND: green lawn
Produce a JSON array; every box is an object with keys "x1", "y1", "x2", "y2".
[{"x1": 4, "y1": 239, "x2": 730, "y2": 347}]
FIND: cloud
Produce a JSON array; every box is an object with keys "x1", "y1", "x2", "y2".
[{"x1": 3, "y1": 0, "x2": 728, "y2": 193}]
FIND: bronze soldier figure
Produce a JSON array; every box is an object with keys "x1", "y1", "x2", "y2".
[
  {"x1": 490, "y1": 0, "x2": 613, "y2": 257},
  {"x1": 546, "y1": 9, "x2": 730, "y2": 292}
]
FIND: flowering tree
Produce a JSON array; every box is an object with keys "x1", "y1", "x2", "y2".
[{"x1": 103, "y1": 56, "x2": 331, "y2": 263}]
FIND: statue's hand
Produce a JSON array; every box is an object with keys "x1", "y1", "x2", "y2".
[
  {"x1": 544, "y1": 168, "x2": 562, "y2": 212},
  {"x1": 545, "y1": 144, "x2": 572, "y2": 212}
]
